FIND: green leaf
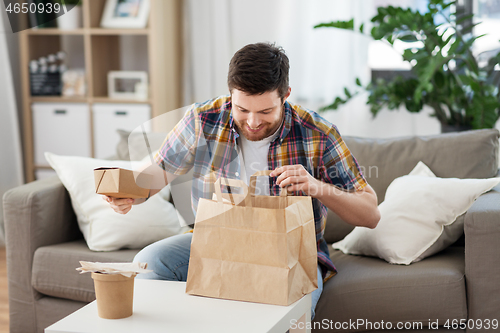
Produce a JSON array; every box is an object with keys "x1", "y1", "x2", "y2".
[
  {"x1": 399, "y1": 34, "x2": 418, "y2": 42},
  {"x1": 313, "y1": 19, "x2": 354, "y2": 30},
  {"x1": 434, "y1": 71, "x2": 445, "y2": 88},
  {"x1": 459, "y1": 74, "x2": 471, "y2": 85},
  {"x1": 355, "y1": 78, "x2": 362, "y2": 86},
  {"x1": 441, "y1": 1, "x2": 456, "y2": 11},
  {"x1": 456, "y1": 14, "x2": 474, "y2": 25},
  {"x1": 473, "y1": 33, "x2": 487, "y2": 41},
  {"x1": 470, "y1": 81, "x2": 481, "y2": 92},
  {"x1": 378, "y1": 7, "x2": 388, "y2": 16},
  {"x1": 405, "y1": 99, "x2": 423, "y2": 112},
  {"x1": 359, "y1": 23, "x2": 364, "y2": 33},
  {"x1": 344, "y1": 88, "x2": 352, "y2": 98},
  {"x1": 447, "y1": 39, "x2": 461, "y2": 56},
  {"x1": 387, "y1": 6, "x2": 397, "y2": 16},
  {"x1": 319, "y1": 97, "x2": 344, "y2": 112}
]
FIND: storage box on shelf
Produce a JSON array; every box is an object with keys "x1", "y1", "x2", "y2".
[
  {"x1": 92, "y1": 103, "x2": 151, "y2": 159},
  {"x1": 32, "y1": 103, "x2": 91, "y2": 166}
]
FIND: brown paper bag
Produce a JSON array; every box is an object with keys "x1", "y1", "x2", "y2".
[
  {"x1": 185, "y1": 170, "x2": 318, "y2": 306},
  {"x1": 94, "y1": 167, "x2": 151, "y2": 199}
]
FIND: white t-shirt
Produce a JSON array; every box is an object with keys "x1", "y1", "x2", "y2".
[{"x1": 237, "y1": 124, "x2": 281, "y2": 195}]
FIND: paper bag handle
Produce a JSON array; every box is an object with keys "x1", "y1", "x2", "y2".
[
  {"x1": 249, "y1": 170, "x2": 287, "y2": 197},
  {"x1": 214, "y1": 178, "x2": 249, "y2": 204}
]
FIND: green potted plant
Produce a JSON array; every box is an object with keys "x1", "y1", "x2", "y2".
[{"x1": 314, "y1": 0, "x2": 500, "y2": 131}]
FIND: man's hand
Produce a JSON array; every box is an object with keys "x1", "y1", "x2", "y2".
[
  {"x1": 270, "y1": 164, "x2": 380, "y2": 228},
  {"x1": 102, "y1": 196, "x2": 139, "y2": 215},
  {"x1": 270, "y1": 165, "x2": 321, "y2": 197}
]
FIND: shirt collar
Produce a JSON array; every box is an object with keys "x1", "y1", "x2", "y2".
[
  {"x1": 228, "y1": 99, "x2": 238, "y2": 139},
  {"x1": 278, "y1": 101, "x2": 292, "y2": 143}
]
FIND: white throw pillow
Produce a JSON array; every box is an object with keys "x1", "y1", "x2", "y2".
[
  {"x1": 408, "y1": 161, "x2": 465, "y2": 261},
  {"x1": 333, "y1": 161, "x2": 500, "y2": 265},
  {"x1": 45, "y1": 152, "x2": 190, "y2": 251}
]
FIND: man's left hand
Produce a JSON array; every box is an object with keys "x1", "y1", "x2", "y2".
[{"x1": 270, "y1": 165, "x2": 321, "y2": 197}]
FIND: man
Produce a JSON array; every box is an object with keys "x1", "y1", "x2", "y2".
[{"x1": 104, "y1": 42, "x2": 380, "y2": 320}]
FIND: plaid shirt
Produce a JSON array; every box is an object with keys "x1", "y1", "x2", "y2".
[{"x1": 155, "y1": 95, "x2": 367, "y2": 281}]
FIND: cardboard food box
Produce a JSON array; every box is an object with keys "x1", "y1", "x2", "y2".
[{"x1": 94, "y1": 167, "x2": 152, "y2": 199}]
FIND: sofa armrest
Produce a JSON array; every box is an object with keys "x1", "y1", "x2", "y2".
[
  {"x1": 464, "y1": 180, "x2": 500, "y2": 331},
  {"x1": 3, "y1": 176, "x2": 81, "y2": 333}
]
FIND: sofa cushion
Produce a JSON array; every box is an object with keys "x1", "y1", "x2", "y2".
[
  {"x1": 32, "y1": 240, "x2": 140, "y2": 303},
  {"x1": 325, "y1": 129, "x2": 500, "y2": 243},
  {"x1": 314, "y1": 246, "x2": 466, "y2": 329}
]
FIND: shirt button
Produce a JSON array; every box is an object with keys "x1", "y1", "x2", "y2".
[{"x1": 235, "y1": 172, "x2": 240, "y2": 177}]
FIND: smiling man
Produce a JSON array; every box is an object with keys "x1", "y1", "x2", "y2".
[{"x1": 104, "y1": 42, "x2": 380, "y2": 320}]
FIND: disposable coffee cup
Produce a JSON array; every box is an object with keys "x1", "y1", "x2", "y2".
[{"x1": 91, "y1": 272, "x2": 137, "y2": 319}]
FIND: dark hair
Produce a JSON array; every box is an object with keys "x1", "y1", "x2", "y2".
[{"x1": 227, "y1": 42, "x2": 289, "y2": 100}]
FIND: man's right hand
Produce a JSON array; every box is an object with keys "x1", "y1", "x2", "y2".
[
  {"x1": 101, "y1": 159, "x2": 176, "y2": 215},
  {"x1": 102, "y1": 196, "x2": 136, "y2": 214}
]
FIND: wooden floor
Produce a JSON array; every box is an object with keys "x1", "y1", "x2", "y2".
[{"x1": 0, "y1": 247, "x2": 9, "y2": 332}]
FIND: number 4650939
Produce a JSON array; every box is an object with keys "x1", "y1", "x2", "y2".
[
  {"x1": 5, "y1": 2, "x2": 62, "y2": 14},
  {"x1": 444, "y1": 319, "x2": 499, "y2": 330}
]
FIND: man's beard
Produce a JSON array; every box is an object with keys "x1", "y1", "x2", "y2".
[{"x1": 234, "y1": 106, "x2": 284, "y2": 142}]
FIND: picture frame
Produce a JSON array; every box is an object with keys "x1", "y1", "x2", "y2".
[
  {"x1": 108, "y1": 71, "x2": 148, "y2": 100},
  {"x1": 100, "y1": 0, "x2": 150, "y2": 29}
]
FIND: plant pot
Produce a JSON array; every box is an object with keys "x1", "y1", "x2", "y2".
[
  {"x1": 56, "y1": 5, "x2": 82, "y2": 30},
  {"x1": 440, "y1": 123, "x2": 473, "y2": 133}
]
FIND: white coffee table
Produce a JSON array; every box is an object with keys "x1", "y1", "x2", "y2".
[{"x1": 45, "y1": 280, "x2": 312, "y2": 333}]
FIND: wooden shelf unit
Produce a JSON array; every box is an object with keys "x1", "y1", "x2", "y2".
[{"x1": 20, "y1": 0, "x2": 183, "y2": 182}]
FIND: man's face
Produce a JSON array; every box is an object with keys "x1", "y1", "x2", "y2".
[{"x1": 231, "y1": 88, "x2": 290, "y2": 141}]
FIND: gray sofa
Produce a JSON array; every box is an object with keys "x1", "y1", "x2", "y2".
[{"x1": 4, "y1": 129, "x2": 500, "y2": 333}]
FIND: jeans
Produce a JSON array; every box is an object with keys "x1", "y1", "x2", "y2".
[{"x1": 134, "y1": 233, "x2": 324, "y2": 320}]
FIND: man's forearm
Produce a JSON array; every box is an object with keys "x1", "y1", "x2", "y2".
[{"x1": 314, "y1": 182, "x2": 380, "y2": 229}]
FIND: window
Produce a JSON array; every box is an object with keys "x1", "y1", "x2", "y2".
[{"x1": 368, "y1": 0, "x2": 499, "y2": 80}]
